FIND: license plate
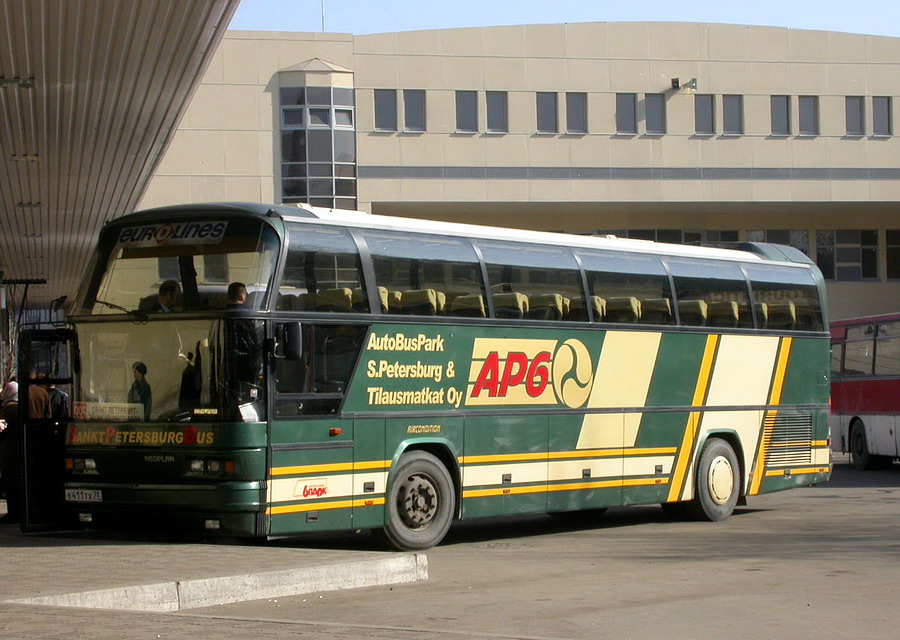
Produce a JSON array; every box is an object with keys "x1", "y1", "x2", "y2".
[{"x1": 65, "y1": 488, "x2": 102, "y2": 503}]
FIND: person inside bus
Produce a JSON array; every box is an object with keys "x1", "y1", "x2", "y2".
[
  {"x1": 27, "y1": 369, "x2": 50, "y2": 419},
  {"x1": 138, "y1": 280, "x2": 181, "y2": 313},
  {"x1": 128, "y1": 362, "x2": 152, "y2": 421},
  {"x1": 225, "y1": 281, "x2": 247, "y2": 308}
]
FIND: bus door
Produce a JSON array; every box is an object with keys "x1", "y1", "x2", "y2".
[
  {"x1": 269, "y1": 322, "x2": 367, "y2": 535},
  {"x1": 17, "y1": 329, "x2": 76, "y2": 532}
]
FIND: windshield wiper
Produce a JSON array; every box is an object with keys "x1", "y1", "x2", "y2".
[{"x1": 94, "y1": 299, "x2": 148, "y2": 321}]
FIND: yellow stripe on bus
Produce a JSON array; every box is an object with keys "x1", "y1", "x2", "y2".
[
  {"x1": 266, "y1": 496, "x2": 386, "y2": 516},
  {"x1": 750, "y1": 337, "x2": 793, "y2": 496},
  {"x1": 459, "y1": 447, "x2": 677, "y2": 466},
  {"x1": 270, "y1": 460, "x2": 391, "y2": 477},
  {"x1": 463, "y1": 477, "x2": 669, "y2": 499},
  {"x1": 667, "y1": 334, "x2": 719, "y2": 502},
  {"x1": 765, "y1": 467, "x2": 830, "y2": 478}
]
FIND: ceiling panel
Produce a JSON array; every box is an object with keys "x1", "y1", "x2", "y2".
[{"x1": 0, "y1": 0, "x2": 240, "y2": 307}]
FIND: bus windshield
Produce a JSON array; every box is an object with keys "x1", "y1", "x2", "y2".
[
  {"x1": 73, "y1": 319, "x2": 265, "y2": 423},
  {"x1": 77, "y1": 217, "x2": 280, "y2": 314}
]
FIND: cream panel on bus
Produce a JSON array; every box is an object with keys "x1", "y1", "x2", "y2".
[
  {"x1": 576, "y1": 331, "x2": 662, "y2": 450},
  {"x1": 463, "y1": 461, "x2": 549, "y2": 488}
]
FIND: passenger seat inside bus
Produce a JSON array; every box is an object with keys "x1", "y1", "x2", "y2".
[
  {"x1": 400, "y1": 289, "x2": 440, "y2": 315},
  {"x1": 527, "y1": 293, "x2": 566, "y2": 320},
  {"x1": 451, "y1": 294, "x2": 486, "y2": 317},
  {"x1": 315, "y1": 288, "x2": 354, "y2": 312},
  {"x1": 767, "y1": 301, "x2": 796, "y2": 330},
  {"x1": 707, "y1": 301, "x2": 740, "y2": 328},
  {"x1": 493, "y1": 292, "x2": 529, "y2": 319},
  {"x1": 568, "y1": 296, "x2": 605, "y2": 321},
  {"x1": 639, "y1": 298, "x2": 673, "y2": 325},
  {"x1": 606, "y1": 296, "x2": 641, "y2": 323},
  {"x1": 678, "y1": 299, "x2": 708, "y2": 326}
]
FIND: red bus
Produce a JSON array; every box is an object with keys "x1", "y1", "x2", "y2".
[{"x1": 830, "y1": 313, "x2": 900, "y2": 469}]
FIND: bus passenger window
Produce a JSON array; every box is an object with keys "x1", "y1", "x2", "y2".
[
  {"x1": 361, "y1": 230, "x2": 485, "y2": 318},
  {"x1": 830, "y1": 343, "x2": 844, "y2": 379},
  {"x1": 875, "y1": 322, "x2": 900, "y2": 377},
  {"x1": 577, "y1": 250, "x2": 673, "y2": 325},
  {"x1": 745, "y1": 264, "x2": 825, "y2": 332},
  {"x1": 843, "y1": 325, "x2": 875, "y2": 376},
  {"x1": 274, "y1": 324, "x2": 367, "y2": 417},
  {"x1": 477, "y1": 241, "x2": 586, "y2": 322},
  {"x1": 668, "y1": 258, "x2": 752, "y2": 328},
  {"x1": 278, "y1": 226, "x2": 367, "y2": 313}
]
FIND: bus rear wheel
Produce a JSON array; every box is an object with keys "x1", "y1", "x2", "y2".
[
  {"x1": 379, "y1": 451, "x2": 455, "y2": 551},
  {"x1": 689, "y1": 437, "x2": 740, "y2": 522},
  {"x1": 850, "y1": 421, "x2": 892, "y2": 470}
]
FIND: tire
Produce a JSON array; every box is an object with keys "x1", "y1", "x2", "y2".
[
  {"x1": 688, "y1": 437, "x2": 740, "y2": 522},
  {"x1": 379, "y1": 451, "x2": 455, "y2": 551},
  {"x1": 850, "y1": 421, "x2": 892, "y2": 470}
]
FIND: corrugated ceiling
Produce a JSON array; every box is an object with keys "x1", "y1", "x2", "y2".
[{"x1": 0, "y1": 0, "x2": 240, "y2": 308}]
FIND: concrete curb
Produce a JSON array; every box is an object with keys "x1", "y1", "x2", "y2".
[{"x1": 6, "y1": 553, "x2": 427, "y2": 612}]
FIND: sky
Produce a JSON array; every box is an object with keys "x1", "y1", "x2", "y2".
[{"x1": 229, "y1": 0, "x2": 900, "y2": 39}]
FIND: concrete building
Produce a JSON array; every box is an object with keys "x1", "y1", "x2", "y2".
[{"x1": 138, "y1": 22, "x2": 900, "y2": 320}]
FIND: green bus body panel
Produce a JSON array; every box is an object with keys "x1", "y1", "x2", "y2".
[{"x1": 64, "y1": 422, "x2": 268, "y2": 536}]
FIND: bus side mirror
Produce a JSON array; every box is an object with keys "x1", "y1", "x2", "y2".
[{"x1": 284, "y1": 322, "x2": 303, "y2": 361}]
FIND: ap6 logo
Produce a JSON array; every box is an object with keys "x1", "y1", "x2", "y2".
[{"x1": 466, "y1": 338, "x2": 594, "y2": 408}]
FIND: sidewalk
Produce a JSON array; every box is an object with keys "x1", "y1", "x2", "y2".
[{"x1": 0, "y1": 504, "x2": 426, "y2": 614}]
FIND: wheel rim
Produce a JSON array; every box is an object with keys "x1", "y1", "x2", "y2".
[
  {"x1": 707, "y1": 455, "x2": 734, "y2": 505},
  {"x1": 397, "y1": 472, "x2": 439, "y2": 530}
]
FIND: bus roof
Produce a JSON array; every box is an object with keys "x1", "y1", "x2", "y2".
[
  {"x1": 125, "y1": 201, "x2": 815, "y2": 268},
  {"x1": 830, "y1": 312, "x2": 900, "y2": 327}
]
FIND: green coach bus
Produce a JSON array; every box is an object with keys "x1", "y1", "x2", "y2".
[{"x1": 55, "y1": 202, "x2": 831, "y2": 550}]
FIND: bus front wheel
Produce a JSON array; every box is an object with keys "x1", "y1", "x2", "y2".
[
  {"x1": 379, "y1": 451, "x2": 455, "y2": 551},
  {"x1": 689, "y1": 437, "x2": 740, "y2": 522}
]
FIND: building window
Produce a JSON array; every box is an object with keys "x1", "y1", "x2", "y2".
[
  {"x1": 723, "y1": 95, "x2": 744, "y2": 135},
  {"x1": 817, "y1": 230, "x2": 878, "y2": 281},
  {"x1": 799, "y1": 96, "x2": 819, "y2": 136},
  {"x1": 456, "y1": 90, "x2": 478, "y2": 133},
  {"x1": 536, "y1": 92, "x2": 558, "y2": 133},
  {"x1": 887, "y1": 230, "x2": 900, "y2": 279},
  {"x1": 694, "y1": 94, "x2": 715, "y2": 135},
  {"x1": 846, "y1": 96, "x2": 865, "y2": 136},
  {"x1": 280, "y1": 85, "x2": 357, "y2": 210},
  {"x1": 616, "y1": 93, "x2": 637, "y2": 134},
  {"x1": 403, "y1": 89, "x2": 426, "y2": 132},
  {"x1": 374, "y1": 89, "x2": 397, "y2": 131},
  {"x1": 486, "y1": 91, "x2": 508, "y2": 133},
  {"x1": 874, "y1": 96, "x2": 892, "y2": 136},
  {"x1": 645, "y1": 93, "x2": 666, "y2": 135},
  {"x1": 595, "y1": 230, "x2": 738, "y2": 244},
  {"x1": 771, "y1": 95, "x2": 791, "y2": 136},
  {"x1": 566, "y1": 92, "x2": 587, "y2": 134},
  {"x1": 746, "y1": 230, "x2": 810, "y2": 255}
]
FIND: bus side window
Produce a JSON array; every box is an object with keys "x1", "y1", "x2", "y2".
[
  {"x1": 274, "y1": 324, "x2": 368, "y2": 417},
  {"x1": 477, "y1": 241, "x2": 587, "y2": 322},
  {"x1": 843, "y1": 325, "x2": 875, "y2": 376},
  {"x1": 745, "y1": 264, "x2": 825, "y2": 332},
  {"x1": 360, "y1": 230, "x2": 485, "y2": 318},
  {"x1": 875, "y1": 322, "x2": 900, "y2": 377},
  {"x1": 278, "y1": 226, "x2": 367, "y2": 313},
  {"x1": 667, "y1": 258, "x2": 752, "y2": 328},
  {"x1": 577, "y1": 250, "x2": 673, "y2": 325},
  {"x1": 830, "y1": 342, "x2": 843, "y2": 379}
]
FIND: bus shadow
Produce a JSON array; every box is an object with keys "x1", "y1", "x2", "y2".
[{"x1": 819, "y1": 461, "x2": 900, "y2": 490}]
